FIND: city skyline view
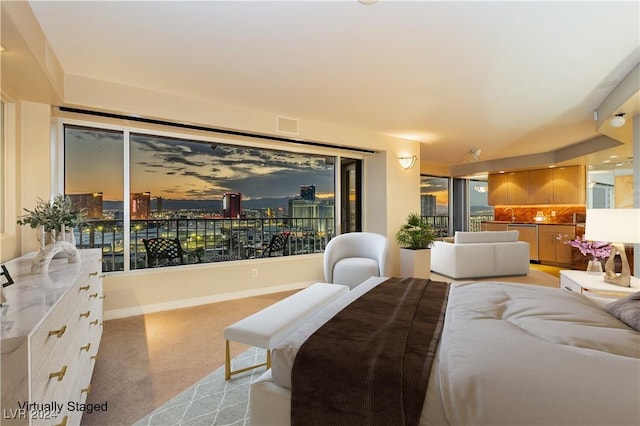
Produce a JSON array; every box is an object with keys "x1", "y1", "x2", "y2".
[{"x1": 65, "y1": 125, "x2": 336, "y2": 204}]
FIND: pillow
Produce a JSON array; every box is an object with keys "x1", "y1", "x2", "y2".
[{"x1": 604, "y1": 291, "x2": 640, "y2": 331}]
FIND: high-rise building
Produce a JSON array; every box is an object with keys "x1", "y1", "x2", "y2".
[
  {"x1": 223, "y1": 192, "x2": 242, "y2": 218},
  {"x1": 289, "y1": 198, "x2": 319, "y2": 219},
  {"x1": 156, "y1": 196, "x2": 163, "y2": 213},
  {"x1": 421, "y1": 194, "x2": 437, "y2": 216},
  {"x1": 131, "y1": 192, "x2": 151, "y2": 219},
  {"x1": 300, "y1": 184, "x2": 316, "y2": 201},
  {"x1": 68, "y1": 192, "x2": 103, "y2": 219}
]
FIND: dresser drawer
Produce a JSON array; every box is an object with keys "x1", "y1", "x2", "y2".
[
  {"x1": 30, "y1": 285, "x2": 84, "y2": 375},
  {"x1": 560, "y1": 276, "x2": 582, "y2": 293}
]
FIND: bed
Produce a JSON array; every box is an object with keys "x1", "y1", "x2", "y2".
[{"x1": 250, "y1": 276, "x2": 640, "y2": 426}]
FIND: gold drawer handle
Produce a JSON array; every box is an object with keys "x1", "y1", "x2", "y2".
[
  {"x1": 49, "y1": 365, "x2": 67, "y2": 381},
  {"x1": 81, "y1": 343, "x2": 91, "y2": 352},
  {"x1": 90, "y1": 319, "x2": 99, "y2": 326},
  {"x1": 91, "y1": 355, "x2": 98, "y2": 361},
  {"x1": 89, "y1": 292, "x2": 99, "y2": 298},
  {"x1": 100, "y1": 295, "x2": 106, "y2": 299},
  {"x1": 80, "y1": 311, "x2": 91, "y2": 318},
  {"x1": 100, "y1": 274, "x2": 106, "y2": 278},
  {"x1": 48, "y1": 325, "x2": 67, "y2": 339},
  {"x1": 54, "y1": 415, "x2": 68, "y2": 426},
  {"x1": 89, "y1": 271, "x2": 98, "y2": 277},
  {"x1": 82, "y1": 385, "x2": 91, "y2": 394},
  {"x1": 79, "y1": 285, "x2": 90, "y2": 291}
]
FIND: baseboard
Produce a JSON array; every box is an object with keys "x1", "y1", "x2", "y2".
[{"x1": 103, "y1": 281, "x2": 316, "y2": 320}]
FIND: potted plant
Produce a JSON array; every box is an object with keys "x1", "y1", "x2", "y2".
[
  {"x1": 396, "y1": 212, "x2": 437, "y2": 279},
  {"x1": 17, "y1": 195, "x2": 84, "y2": 251}
]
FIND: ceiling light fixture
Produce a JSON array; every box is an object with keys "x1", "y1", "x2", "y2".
[
  {"x1": 470, "y1": 148, "x2": 482, "y2": 162},
  {"x1": 610, "y1": 113, "x2": 626, "y2": 128},
  {"x1": 398, "y1": 155, "x2": 417, "y2": 169}
]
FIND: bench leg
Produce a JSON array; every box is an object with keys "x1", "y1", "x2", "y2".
[
  {"x1": 225, "y1": 340, "x2": 232, "y2": 380},
  {"x1": 225, "y1": 340, "x2": 270, "y2": 380}
]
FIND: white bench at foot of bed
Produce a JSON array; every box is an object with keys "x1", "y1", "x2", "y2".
[{"x1": 223, "y1": 282, "x2": 349, "y2": 380}]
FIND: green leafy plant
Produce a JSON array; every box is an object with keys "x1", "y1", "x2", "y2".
[
  {"x1": 17, "y1": 195, "x2": 84, "y2": 231},
  {"x1": 395, "y1": 212, "x2": 437, "y2": 250}
]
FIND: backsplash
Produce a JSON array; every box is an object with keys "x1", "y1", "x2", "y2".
[{"x1": 494, "y1": 205, "x2": 586, "y2": 224}]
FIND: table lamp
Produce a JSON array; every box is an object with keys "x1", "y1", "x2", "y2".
[{"x1": 584, "y1": 208, "x2": 640, "y2": 287}]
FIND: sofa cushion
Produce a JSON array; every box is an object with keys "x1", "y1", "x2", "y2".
[
  {"x1": 454, "y1": 230, "x2": 519, "y2": 244},
  {"x1": 333, "y1": 257, "x2": 380, "y2": 289}
]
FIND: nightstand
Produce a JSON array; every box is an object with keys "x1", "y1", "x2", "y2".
[{"x1": 560, "y1": 269, "x2": 640, "y2": 298}]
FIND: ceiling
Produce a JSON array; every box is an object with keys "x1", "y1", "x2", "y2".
[{"x1": 25, "y1": 1, "x2": 640, "y2": 172}]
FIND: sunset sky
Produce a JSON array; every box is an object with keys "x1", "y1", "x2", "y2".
[{"x1": 65, "y1": 127, "x2": 335, "y2": 202}]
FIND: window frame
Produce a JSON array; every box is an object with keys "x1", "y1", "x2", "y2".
[{"x1": 56, "y1": 116, "x2": 363, "y2": 272}]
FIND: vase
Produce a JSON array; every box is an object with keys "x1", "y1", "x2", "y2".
[
  {"x1": 399, "y1": 248, "x2": 431, "y2": 279},
  {"x1": 586, "y1": 257, "x2": 603, "y2": 274}
]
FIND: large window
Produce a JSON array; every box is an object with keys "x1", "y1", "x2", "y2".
[
  {"x1": 64, "y1": 122, "x2": 345, "y2": 272},
  {"x1": 420, "y1": 175, "x2": 450, "y2": 236},
  {"x1": 469, "y1": 178, "x2": 492, "y2": 231}
]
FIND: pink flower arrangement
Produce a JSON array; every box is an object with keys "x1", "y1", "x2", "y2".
[{"x1": 565, "y1": 236, "x2": 611, "y2": 259}]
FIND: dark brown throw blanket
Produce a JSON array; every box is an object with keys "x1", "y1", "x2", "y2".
[{"x1": 291, "y1": 277, "x2": 450, "y2": 426}]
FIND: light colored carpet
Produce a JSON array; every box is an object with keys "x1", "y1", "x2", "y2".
[
  {"x1": 130, "y1": 268, "x2": 560, "y2": 426},
  {"x1": 133, "y1": 348, "x2": 261, "y2": 426}
]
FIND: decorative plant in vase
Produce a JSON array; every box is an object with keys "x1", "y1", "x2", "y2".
[
  {"x1": 17, "y1": 195, "x2": 84, "y2": 251},
  {"x1": 396, "y1": 213, "x2": 437, "y2": 279},
  {"x1": 565, "y1": 236, "x2": 611, "y2": 273},
  {"x1": 396, "y1": 212, "x2": 438, "y2": 250}
]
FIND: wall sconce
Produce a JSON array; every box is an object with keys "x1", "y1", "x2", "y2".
[
  {"x1": 398, "y1": 155, "x2": 417, "y2": 169},
  {"x1": 610, "y1": 113, "x2": 626, "y2": 128}
]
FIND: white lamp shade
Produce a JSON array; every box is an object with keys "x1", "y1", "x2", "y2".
[{"x1": 584, "y1": 209, "x2": 640, "y2": 244}]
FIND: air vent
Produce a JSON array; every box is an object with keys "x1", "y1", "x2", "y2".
[{"x1": 277, "y1": 116, "x2": 298, "y2": 135}]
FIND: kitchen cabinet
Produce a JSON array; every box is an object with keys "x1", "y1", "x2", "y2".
[
  {"x1": 538, "y1": 224, "x2": 575, "y2": 266},
  {"x1": 552, "y1": 166, "x2": 585, "y2": 204},
  {"x1": 487, "y1": 173, "x2": 508, "y2": 205},
  {"x1": 528, "y1": 169, "x2": 554, "y2": 204},
  {"x1": 508, "y1": 224, "x2": 539, "y2": 261},
  {"x1": 488, "y1": 172, "x2": 529, "y2": 205},
  {"x1": 489, "y1": 165, "x2": 585, "y2": 205},
  {"x1": 481, "y1": 222, "x2": 509, "y2": 231}
]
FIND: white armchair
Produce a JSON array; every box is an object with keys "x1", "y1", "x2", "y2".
[{"x1": 323, "y1": 232, "x2": 389, "y2": 289}]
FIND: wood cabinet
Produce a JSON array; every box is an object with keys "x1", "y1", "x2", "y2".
[
  {"x1": 1, "y1": 249, "x2": 103, "y2": 426},
  {"x1": 508, "y1": 224, "x2": 539, "y2": 261},
  {"x1": 552, "y1": 166, "x2": 585, "y2": 204},
  {"x1": 528, "y1": 169, "x2": 554, "y2": 204},
  {"x1": 487, "y1": 173, "x2": 508, "y2": 205},
  {"x1": 538, "y1": 225, "x2": 575, "y2": 266},
  {"x1": 480, "y1": 222, "x2": 509, "y2": 231},
  {"x1": 488, "y1": 172, "x2": 529, "y2": 205},
  {"x1": 489, "y1": 165, "x2": 585, "y2": 205}
]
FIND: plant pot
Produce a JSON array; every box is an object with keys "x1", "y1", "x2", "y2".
[{"x1": 399, "y1": 248, "x2": 431, "y2": 279}]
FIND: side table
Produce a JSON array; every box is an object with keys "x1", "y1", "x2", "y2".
[{"x1": 560, "y1": 269, "x2": 640, "y2": 298}]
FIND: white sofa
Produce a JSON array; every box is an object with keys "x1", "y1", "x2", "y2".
[{"x1": 431, "y1": 230, "x2": 530, "y2": 279}]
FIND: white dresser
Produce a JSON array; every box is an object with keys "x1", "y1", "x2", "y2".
[{"x1": 1, "y1": 249, "x2": 103, "y2": 426}]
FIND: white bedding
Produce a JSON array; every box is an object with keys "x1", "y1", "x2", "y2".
[{"x1": 267, "y1": 280, "x2": 640, "y2": 426}]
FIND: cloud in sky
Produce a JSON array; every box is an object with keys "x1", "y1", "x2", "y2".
[{"x1": 66, "y1": 127, "x2": 334, "y2": 201}]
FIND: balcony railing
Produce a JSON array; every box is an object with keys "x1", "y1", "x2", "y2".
[
  {"x1": 75, "y1": 217, "x2": 335, "y2": 272},
  {"x1": 422, "y1": 214, "x2": 495, "y2": 236}
]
